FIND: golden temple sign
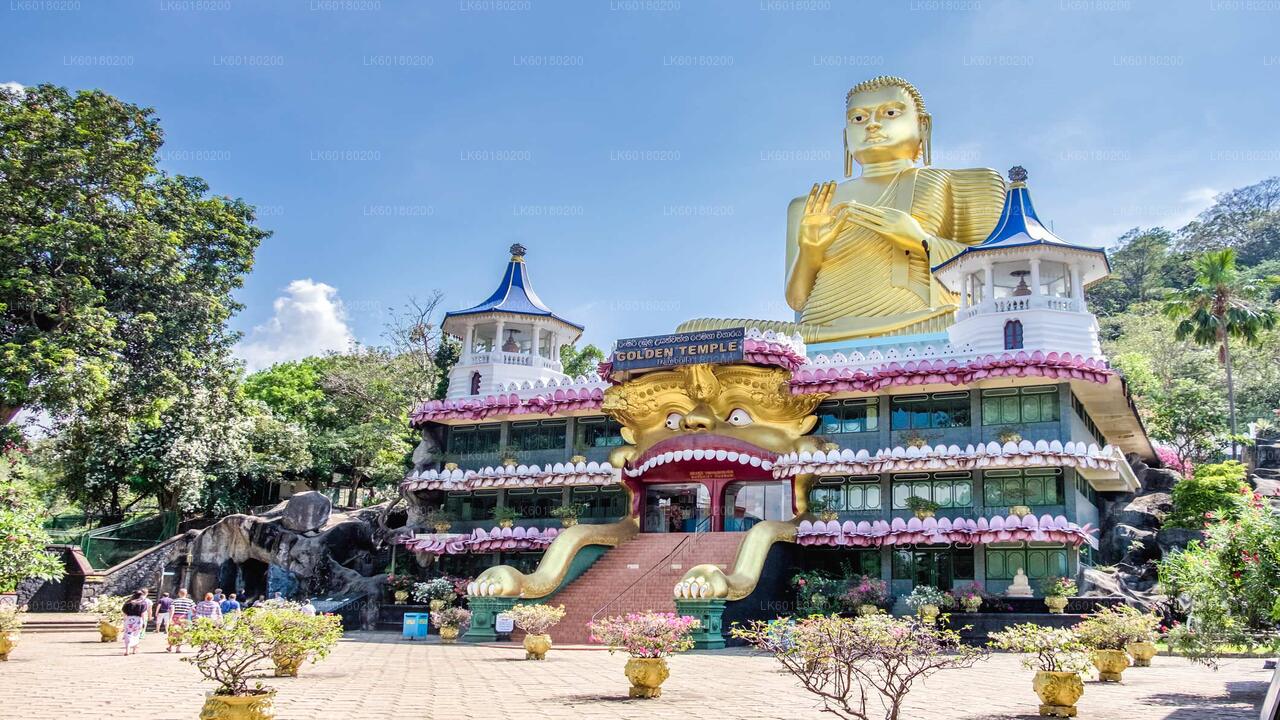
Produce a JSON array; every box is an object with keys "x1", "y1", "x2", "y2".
[{"x1": 610, "y1": 328, "x2": 745, "y2": 371}]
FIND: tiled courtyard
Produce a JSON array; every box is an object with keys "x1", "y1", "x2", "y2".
[{"x1": 0, "y1": 625, "x2": 1269, "y2": 720}]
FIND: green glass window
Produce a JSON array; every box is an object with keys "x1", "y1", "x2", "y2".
[
  {"x1": 571, "y1": 486, "x2": 626, "y2": 520},
  {"x1": 446, "y1": 424, "x2": 501, "y2": 456},
  {"x1": 981, "y1": 386, "x2": 1060, "y2": 425},
  {"x1": 811, "y1": 476, "x2": 882, "y2": 512},
  {"x1": 576, "y1": 416, "x2": 624, "y2": 448},
  {"x1": 890, "y1": 472, "x2": 973, "y2": 509},
  {"x1": 985, "y1": 545, "x2": 1069, "y2": 580},
  {"x1": 890, "y1": 392, "x2": 970, "y2": 430},
  {"x1": 815, "y1": 399, "x2": 879, "y2": 434},
  {"x1": 443, "y1": 490, "x2": 498, "y2": 522},
  {"x1": 982, "y1": 469, "x2": 1063, "y2": 507},
  {"x1": 892, "y1": 548, "x2": 975, "y2": 583},
  {"x1": 508, "y1": 419, "x2": 568, "y2": 452}
]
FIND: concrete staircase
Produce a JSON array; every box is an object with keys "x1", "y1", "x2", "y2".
[{"x1": 551, "y1": 532, "x2": 744, "y2": 644}]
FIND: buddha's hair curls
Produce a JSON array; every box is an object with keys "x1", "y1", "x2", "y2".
[{"x1": 845, "y1": 75, "x2": 928, "y2": 119}]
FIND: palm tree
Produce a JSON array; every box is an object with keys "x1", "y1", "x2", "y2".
[{"x1": 1163, "y1": 249, "x2": 1278, "y2": 456}]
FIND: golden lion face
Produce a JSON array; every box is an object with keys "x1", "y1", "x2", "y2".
[{"x1": 603, "y1": 364, "x2": 824, "y2": 478}]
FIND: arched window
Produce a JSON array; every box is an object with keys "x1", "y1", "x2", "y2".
[
  {"x1": 470, "y1": 371, "x2": 481, "y2": 396},
  {"x1": 1004, "y1": 320, "x2": 1024, "y2": 350}
]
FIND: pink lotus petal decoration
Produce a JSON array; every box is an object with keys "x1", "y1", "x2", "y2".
[{"x1": 795, "y1": 512, "x2": 1098, "y2": 549}]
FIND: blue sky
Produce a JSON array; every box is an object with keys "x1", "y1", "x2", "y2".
[{"x1": 5, "y1": 0, "x2": 1279, "y2": 368}]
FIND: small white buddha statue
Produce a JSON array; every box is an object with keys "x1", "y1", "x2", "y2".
[{"x1": 1005, "y1": 568, "x2": 1033, "y2": 597}]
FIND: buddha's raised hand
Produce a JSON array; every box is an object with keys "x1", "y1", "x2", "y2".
[
  {"x1": 797, "y1": 181, "x2": 849, "y2": 257},
  {"x1": 844, "y1": 202, "x2": 927, "y2": 253}
]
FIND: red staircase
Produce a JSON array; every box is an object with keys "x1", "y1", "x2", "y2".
[{"x1": 552, "y1": 532, "x2": 744, "y2": 644}]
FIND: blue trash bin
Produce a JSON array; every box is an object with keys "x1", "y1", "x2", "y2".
[{"x1": 403, "y1": 613, "x2": 427, "y2": 640}]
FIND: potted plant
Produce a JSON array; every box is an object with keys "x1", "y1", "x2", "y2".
[
  {"x1": 1040, "y1": 576, "x2": 1077, "y2": 614},
  {"x1": 549, "y1": 503, "x2": 586, "y2": 528},
  {"x1": 905, "y1": 495, "x2": 939, "y2": 520},
  {"x1": 507, "y1": 603, "x2": 566, "y2": 660},
  {"x1": 412, "y1": 578, "x2": 456, "y2": 612},
  {"x1": 808, "y1": 496, "x2": 839, "y2": 522},
  {"x1": 902, "y1": 431, "x2": 930, "y2": 449},
  {"x1": 951, "y1": 582, "x2": 985, "y2": 613},
  {"x1": 82, "y1": 594, "x2": 127, "y2": 642},
  {"x1": 904, "y1": 585, "x2": 947, "y2": 623},
  {"x1": 256, "y1": 605, "x2": 343, "y2": 678},
  {"x1": 996, "y1": 426, "x2": 1024, "y2": 444},
  {"x1": 385, "y1": 574, "x2": 415, "y2": 604},
  {"x1": 1124, "y1": 609, "x2": 1162, "y2": 667},
  {"x1": 492, "y1": 506, "x2": 520, "y2": 529},
  {"x1": 589, "y1": 611, "x2": 699, "y2": 698},
  {"x1": 182, "y1": 610, "x2": 281, "y2": 719},
  {"x1": 1073, "y1": 605, "x2": 1138, "y2": 682},
  {"x1": 989, "y1": 623, "x2": 1092, "y2": 718},
  {"x1": 0, "y1": 607, "x2": 22, "y2": 661},
  {"x1": 424, "y1": 507, "x2": 453, "y2": 534},
  {"x1": 430, "y1": 607, "x2": 471, "y2": 642},
  {"x1": 841, "y1": 575, "x2": 890, "y2": 616},
  {"x1": 1010, "y1": 504, "x2": 1032, "y2": 518}
]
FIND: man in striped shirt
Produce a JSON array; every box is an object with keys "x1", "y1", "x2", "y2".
[{"x1": 167, "y1": 589, "x2": 196, "y2": 654}]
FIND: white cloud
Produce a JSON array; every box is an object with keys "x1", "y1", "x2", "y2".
[
  {"x1": 1, "y1": 81, "x2": 25, "y2": 97},
  {"x1": 236, "y1": 279, "x2": 354, "y2": 372}
]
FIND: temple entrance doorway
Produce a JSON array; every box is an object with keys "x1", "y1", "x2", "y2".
[{"x1": 642, "y1": 483, "x2": 711, "y2": 533}]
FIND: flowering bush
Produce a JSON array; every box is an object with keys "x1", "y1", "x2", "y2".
[
  {"x1": 183, "y1": 606, "x2": 343, "y2": 696},
  {"x1": 842, "y1": 575, "x2": 891, "y2": 610},
  {"x1": 988, "y1": 623, "x2": 1091, "y2": 674},
  {"x1": 1166, "y1": 461, "x2": 1250, "y2": 530},
  {"x1": 385, "y1": 574, "x2": 415, "y2": 594},
  {"x1": 588, "y1": 611, "x2": 699, "y2": 658},
  {"x1": 1160, "y1": 488, "x2": 1280, "y2": 666},
  {"x1": 254, "y1": 605, "x2": 343, "y2": 668},
  {"x1": 948, "y1": 582, "x2": 985, "y2": 610},
  {"x1": 904, "y1": 585, "x2": 948, "y2": 611},
  {"x1": 1040, "y1": 576, "x2": 1078, "y2": 598},
  {"x1": 507, "y1": 604, "x2": 565, "y2": 635},
  {"x1": 1073, "y1": 605, "x2": 1152, "y2": 650},
  {"x1": 412, "y1": 578, "x2": 455, "y2": 604},
  {"x1": 431, "y1": 606, "x2": 472, "y2": 630},
  {"x1": 447, "y1": 576, "x2": 472, "y2": 598},
  {"x1": 733, "y1": 613, "x2": 987, "y2": 720},
  {"x1": 82, "y1": 594, "x2": 128, "y2": 625},
  {"x1": 0, "y1": 607, "x2": 23, "y2": 635},
  {"x1": 1155, "y1": 446, "x2": 1191, "y2": 477}
]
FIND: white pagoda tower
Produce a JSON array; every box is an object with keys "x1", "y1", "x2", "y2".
[
  {"x1": 442, "y1": 244, "x2": 584, "y2": 399},
  {"x1": 933, "y1": 167, "x2": 1110, "y2": 357}
]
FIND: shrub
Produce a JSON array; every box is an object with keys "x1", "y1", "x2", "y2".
[
  {"x1": 430, "y1": 606, "x2": 472, "y2": 630},
  {"x1": 424, "y1": 507, "x2": 453, "y2": 528},
  {"x1": 792, "y1": 570, "x2": 844, "y2": 615},
  {"x1": 491, "y1": 506, "x2": 520, "y2": 524},
  {"x1": 1166, "y1": 461, "x2": 1250, "y2": 529},
  {"x1": 412, "y1": 578, "x2": 455, "y2": 604},
  {"x1": 183, "y1": 607, "x2": 342, "y2": 696},
  {"x1": 1040, "y1": 576, "x2": 1078, "y2": 598},
  {"x1": 385, "y1": 574, "x2": 415, "y2": 594},
  {"x1": 988, "y1": 623, "x2": 1091, "y2": 674},
  {"x1": 507, "y1": 604, "x2": 565, "y2": 635},
  {"x1": 904, "y1": 496, "x2": 940, "y2": 514},
  {"x1": 842, "y1": 576, "x2": 891, "y2": 610},
  {"x1": 549, "y1": 504, "x2": 585, "y2": 520},
  {"x1": 82, "y1": 594, "x2": 127, "y2": 625},
  {"x1": 0, "y1": 462, "x2": 65, "y2": 593},
  {"x1": 1073, "y1": 605, "x2": 1152, "y2": 651},
  {"x1": 904, "y1": 585, "x2": 948, "y2": 611},
  {"x1": 733, "y1": 613, "x2": 987, "y2": 720},
  {"x1": 588, "y1": 611, "x2": 699, "y2": 658},
  {"x1": 0, "y1": 608, "x2": 23, "y2": 635}
]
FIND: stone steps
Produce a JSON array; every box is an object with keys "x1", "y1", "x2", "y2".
[{"x1": 550, "y1": 532, "x2": 744, "y2": 644}]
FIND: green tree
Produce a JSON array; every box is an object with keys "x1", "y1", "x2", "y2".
[
  {"x1": 0, "y1": 84, "x2": 267, "y2": 426},
  {"x1": 1178, "y1": 177, "x2": 1280, "y2": 268},
  {"x1": 0, "y1": 445, "x2": 66, "y2": 593},
  {"x1": 1163, "y1": 249, "x2": 1279, "y2": 453},
  {"x1": 1146, "y1": 379, "x2": 1230, "y2": 472},
  {"x1": 559, "y1": 343, "x2": 605, "y2": 378},
  {"x1": 1088, "y1": 228, "x2": 1175, "y2": 316},
  {"x1": 1166, "y1": 461, "x2": 1250, "y2": 530}
]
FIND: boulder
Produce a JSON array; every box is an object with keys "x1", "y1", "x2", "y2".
[
  {"x1": 1156, "y1": 527, "x2": 1205, "y2": 556},
  {"x1": 1101, "y1": 523, "x2": 1158, "y2": 566},
  {"x1": 1139, "y1": 466, "x2": 1180, "y2": 494},
  {"x1": 282, "y1": 491, "x2": 332, "y2": 533}
]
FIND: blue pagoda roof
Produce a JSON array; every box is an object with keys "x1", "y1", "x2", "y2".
[
  {"x1": 444, "y1": 244, "x2": 584, "y2": 331},
  {"x1": 932, "y1": 166, "x2": 1109, "y2": 275}
]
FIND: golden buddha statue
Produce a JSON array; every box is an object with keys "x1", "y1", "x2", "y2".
[{"x1": 679, "y1": 76, "x2": 1006, "y2": 342}]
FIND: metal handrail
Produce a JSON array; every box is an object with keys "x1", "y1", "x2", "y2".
[{"x1": 587, "y1": 527, "x2": 712, "y2": 626}]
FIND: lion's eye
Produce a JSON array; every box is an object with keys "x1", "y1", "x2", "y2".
[
  {"x1": 726, "y1": 408, "x2": 753, "y2": 426},
  {"x1": 665, "y1": 412, "x2": 683, "y2": 431}
]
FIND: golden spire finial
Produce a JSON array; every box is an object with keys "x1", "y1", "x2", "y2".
[{"x1": 509, "y1": 243, "x2": 527, "y2": 262}]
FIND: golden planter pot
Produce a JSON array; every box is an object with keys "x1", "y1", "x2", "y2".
[
  {"x1": 439, "y1": 626, "x2": 460, "y2": 643},
  {"x1": 624, "y1": 657, "x2": 670, "y2": 699},
  {"x1": 498, "y1": 519, "x2": 514, "y2": 529},
  {"x1": 918, "y1": 604, "x2": 940, "y2": 623},
  {"x1": 433, "y1": 523, "x2": 452, "y2": 533},
  {"x1": 1044, "y1": 596, "x2": 1069, "y2": 614},
  {"x1": 1127, "y1": 641, "x2": 1158, "y2": 667},
  {"x1": 393, "y1": 590, "x2": 409, "y2": 604},
  {"x1": 1091, "y1": 649, "x2": 1129, "y2": 682},
  {"x1": 0, "y1": 631, "x2": 15, "y2": 661},
  {"x1": 272, "y1": 650, "x2": 304, "y2": 677},
  {"x1": 560, "y1": 517, "x2": 578, "y2": 528},
  {"x1": 857, "y1": 604, "x2": 878, "y2": 616},
  {"x1": 961, "y1": 598, "x2": 983, "y2": 613},
  {"x1": 524, "y1": 633, "x2": 552, "y2": 660},
  {"x1": 199, "y1": 691, "x2": 276, "y2": 720},
  {"x1": 1033, "y1": 670, "x2": 1083, "y2": 717},
  {"x1": 913, "y1": 509, "x2": 936, "y2": 520},
  {"x1": 98, "y1": 620, "x2": 120, "y2": 643},
  {"x1": 429, "y1": 599, "x2": 448, "y2": 612},
  {"x1": 819, "y1": 511, "x2": 840, "y2": 522}
]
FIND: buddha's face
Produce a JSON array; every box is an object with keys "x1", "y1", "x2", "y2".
[
  {"x1": 602, "y1": 364, "x2": 823, "y2": 480},
  {"x1": 845, "y1": 84, "x2": 922, "y2": 166}
]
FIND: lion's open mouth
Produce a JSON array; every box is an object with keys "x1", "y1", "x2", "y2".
[{"x1": 625, "y1": 434, "x2": 779, "y2": 478}]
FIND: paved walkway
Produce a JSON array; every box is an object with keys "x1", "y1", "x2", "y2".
[{"x1": 0, "y1": 626, "x2": 1269, "y2": 719}]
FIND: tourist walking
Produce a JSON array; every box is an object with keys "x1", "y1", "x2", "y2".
[
  {"x1": 220, "y1": 593, "x2": 241, "y2": 616},
  {"x1": 194, "y1": 592, "x2": 223, "y2": 623},
  {"x1": 212, "y1": 588, "x2": 225, "y2": 603},
  {"x1": 167, "y1": 589, "x2": 196, "y2": 653},
  {"x1": 153, "y1": 592, "x2": 173, "y2": 633},
  {"x1": 138, "y1": 588, "x2": 152, "y2": 639},
  {"x1": 121, "y1": 591, "x2": 148, "y2": 656}
]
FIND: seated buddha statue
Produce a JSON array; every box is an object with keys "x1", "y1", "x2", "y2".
[{"x1": 679, "y1": 76, "x2": 1006, "y2": 342}]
